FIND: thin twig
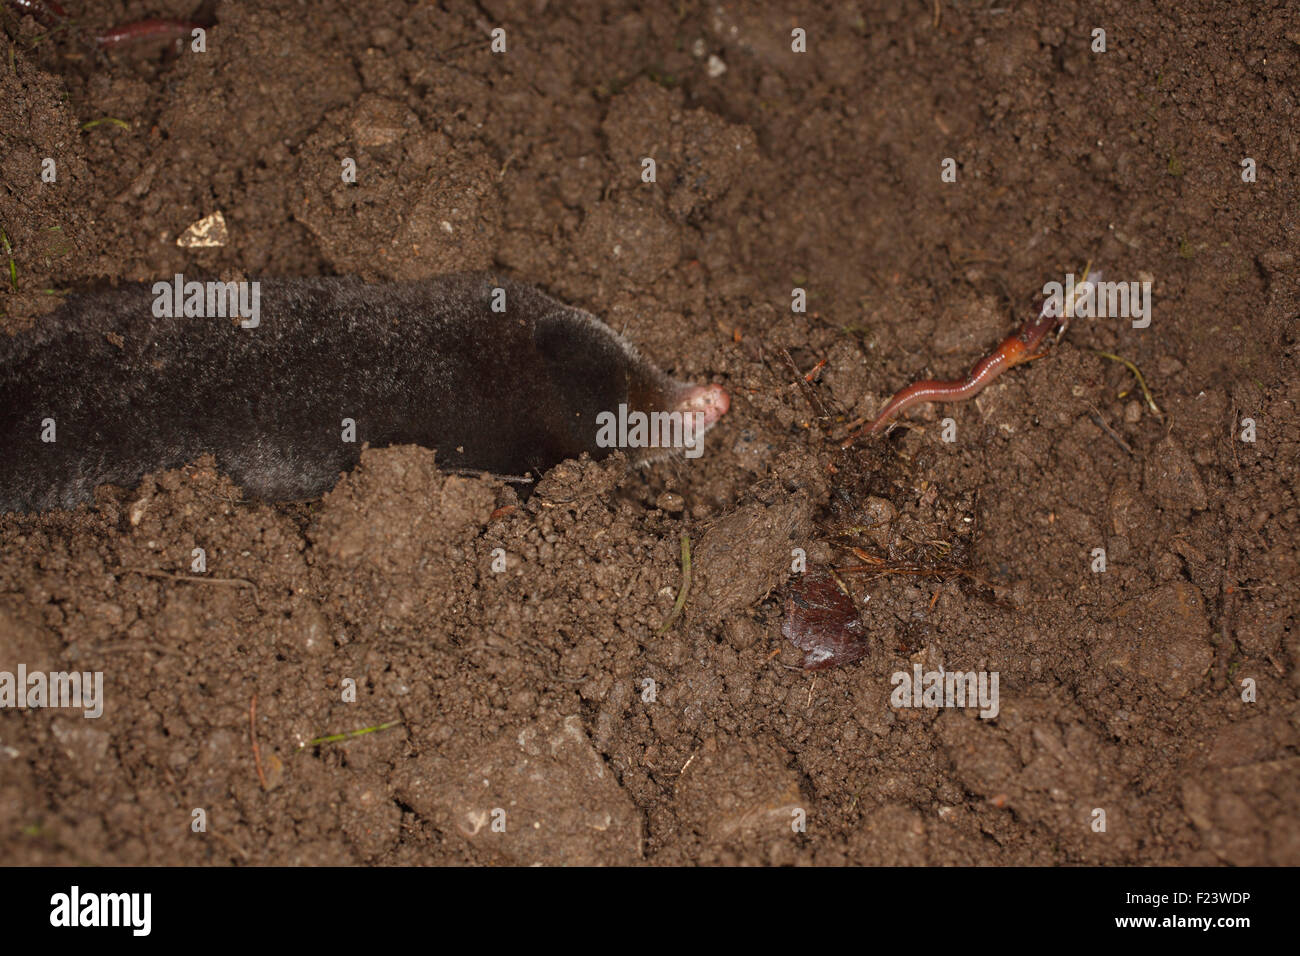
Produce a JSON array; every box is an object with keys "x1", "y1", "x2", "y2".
[
  {"x1": 209, "y1": 829, "x2": 250, "y2": 862},
  {"x1": 80, "y1": 117, "x2": 130, "y2": 131},
  {"x1": 443, "y1": 467, "x2": 534, "y2": 484},
  {"x1": 88, "y1": 641, "x2": 174, "y2": 655},
  {"x1": 1091, "y1": 349, "x2": 1162, "y2": 417},
  {"x1": 296, "y1": 720, "x2": 403, "y2": 751},
  {"x1": 777, "y1": 347, "x2": 835, "y2": 434},
  {"x1": 117, "y1": 567, "x2": 259, "y2": 603},
  {"x1": 1087, "y1": 403, "x2": 1133, "y2": 455},
  {"x1": 1228, "y1": 401, "x2": 1241, "y2": 472},
  {"x1": 0, "y1": 228, "x2": 16, "y2": 291},
  {"x1": 250, "y1": 694, "x2": 268, "y2": 791},
  {"x1": 657, "y1": 532, "x2": 692, "y2": 633}
]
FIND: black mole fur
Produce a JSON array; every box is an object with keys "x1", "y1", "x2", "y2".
[{"x1": 0, "y1": 274, "x2": 681, "y2": 512}]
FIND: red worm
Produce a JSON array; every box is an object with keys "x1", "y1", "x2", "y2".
[
  {"x1": 94, "y1": 18, "x2": 198, "y2": 48},
  {"x1": 841, "y1": 295, "x2": 1063, "y2": 447},
  {"x1": 6, "y1": 2, "x2": 202, "y2": 46}
]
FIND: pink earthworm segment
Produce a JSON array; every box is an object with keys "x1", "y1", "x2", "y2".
[
  {"x1": 6, "y1": 1, "x2": 203, "y2": 48},
  {"x1": 94, "y1": 18, "x2": 200, "y2": 48}
]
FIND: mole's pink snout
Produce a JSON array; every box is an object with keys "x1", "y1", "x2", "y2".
[{"x1": 675, "y1": 383, "x2": 730, "y2": 431}]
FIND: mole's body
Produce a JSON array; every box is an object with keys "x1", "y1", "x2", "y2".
[{"x1": 0, "y1": 274, "x2": 728, "y2": 513}]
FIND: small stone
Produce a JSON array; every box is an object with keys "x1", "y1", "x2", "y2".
[
  {"x1": 1143, "y1": 434, "x2": 1207, "y2": 512},
  {"x1": 261, "y1": 753, "x2": 286, "y2": 791},
  {"x1": 862, "y1": 496, "x2": 895, "y2": 549},
  {"x1": 1107, "y1": 478, "x2": 1159, "y2": 538},
  {"x1": 723, "y1": 616, "x2": 760, "y2": 651},
  {"x1": 176, "y1": 211, "x2": 228, "y2": 248},
  {"x1": 1123, "y1": 400, "x2": 1142, "y2": 423},
  {"x1": 806, "y1": 540, "x2": 834, "y2": 564},
  {"x1": 655, "y1": 491, "x2": 685, "y2": 513},
  {"x1": 128, "y1": 496, "x2": 151, "y2": 526}
]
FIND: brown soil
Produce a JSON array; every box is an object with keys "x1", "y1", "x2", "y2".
[{"x1": 1, "y1": 0, "x2": 1296, "y2": 866}]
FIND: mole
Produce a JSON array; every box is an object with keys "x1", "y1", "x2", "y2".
[{"x1": 0, "y1": 273, "x2": 730, "y2": 513}]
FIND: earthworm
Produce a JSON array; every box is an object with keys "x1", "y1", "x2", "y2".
[
  {"x1": 841, "y1": 274, "x2": 1094, "y2": 446},
  {"x1": 6, "y1": 1, "x2": 203, "y2": 47},
  {"x1": 94, "y1": 17, "x2": 199, "y2": 48}
]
